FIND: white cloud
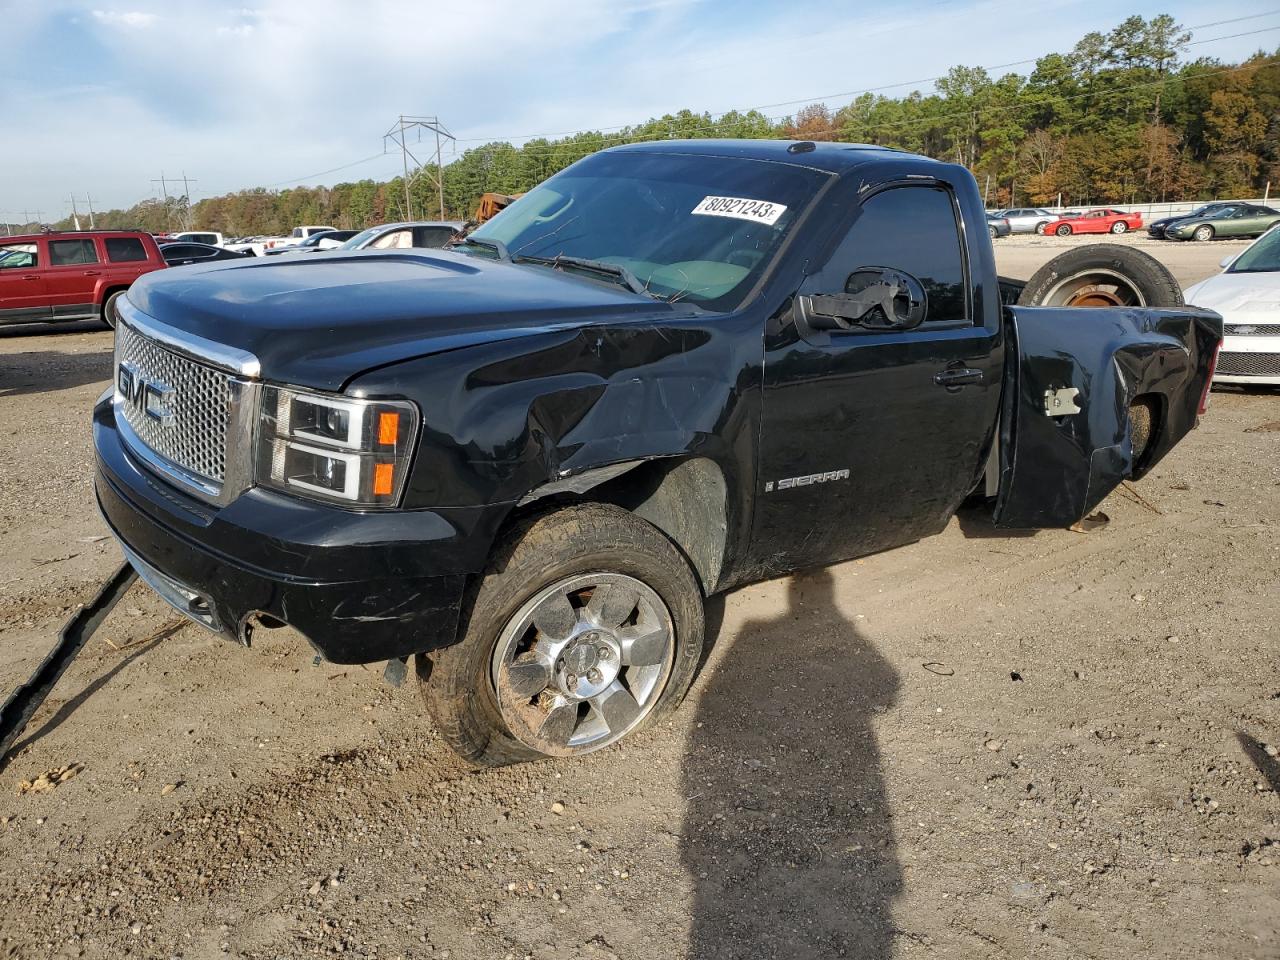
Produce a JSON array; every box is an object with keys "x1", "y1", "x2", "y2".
[
  {"x1": 2, "y1": 0, "x2": 1274, "y2": 217},
  {"x1": 90, "y1": 9, "x2": 158, "y2": 28}
]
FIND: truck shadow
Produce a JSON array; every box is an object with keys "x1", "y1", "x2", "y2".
[
  {"x1": 0, "y1": 320, "x2": 106, "y2": 340},
  {"x1": 0, "y1": 349, "x2": 112, "y2": 398},
  {"x1": 681, "y1": 569, "x2": 901, "y2": 959},
  {"x1": 1237, "y1": 731, "x2": 1280, "y2": 794},
  {"x1": 953, "y1": 503, "x2": 1039, "y2": 539}
]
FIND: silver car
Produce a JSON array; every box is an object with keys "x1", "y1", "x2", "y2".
[{"x1": 994, "y1": 208, "x2": 1058, "y2": 235}]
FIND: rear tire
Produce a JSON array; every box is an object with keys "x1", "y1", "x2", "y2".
[
  {"x1": 101, "y1": 290, "x2": 125, "y2": 329},
  {"x1": 1129, "y1": 398, "x2": 1156, "y2": 472},
  {"x1": 1016, "y1": 243, "x2": 1183, "y2": 308},
  {"x1": 989, "y1": 225, "x2": 998, "y2": 239},
  {"x1": 1110, "y1": 221, "x2": 1128, "y2": 234},
  {"x1": 1192, "y1": 225, "x2": 1214, "y2": 242},
  {"x1": 1056, "y1": 224, "x2": 1073, "y2": 237},
  {"x1": 1035, "y1": 221, "x2": 1050, "y2": 235},
  {"x1": 417, "y1": 504, "x2": 705, "y2": 766}
]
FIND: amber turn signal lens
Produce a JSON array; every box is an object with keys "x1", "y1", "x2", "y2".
[
  {"x1": 377, "y1": 411, "x2": 400, "y2": 445},
  {"x1": 373, "y1": 462, "x2": 395, "y2": 496}
]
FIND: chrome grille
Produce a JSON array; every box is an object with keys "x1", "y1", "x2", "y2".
[
  {"x1": 1217, "y1": 352, "x2": 1280, "y2": 377},
  {"x1": 115, "y1": 322, "x2": 230, "y2": 482}
]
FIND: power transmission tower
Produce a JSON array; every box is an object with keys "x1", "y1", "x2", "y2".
[
  {"x1": 152, "y1": 173, "x2": 173, "y2": 229},
  {"x1": 383, "y1": 115, "x2": 454, "y2": 220},
  {"x1": 180, "y1": 172, "x2": 197, "y2": 230},
  {"x1": 69, "y1": 194, "x2": 82, "y2": 230},
  {"x1": 84, "y1": 195, "x2": 97, "y2": 229}
]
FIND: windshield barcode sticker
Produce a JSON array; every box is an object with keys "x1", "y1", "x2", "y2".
[{"x1": 691, "y1": 196, "x2": 787, "y2": 225}]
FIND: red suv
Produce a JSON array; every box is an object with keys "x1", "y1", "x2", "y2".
[{"x1": 0, "y1": 230, "x2": 166, "y2": 329}]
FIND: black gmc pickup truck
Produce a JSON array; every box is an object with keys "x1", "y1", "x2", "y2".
[{"x1": 94, "y1": 140, "x2": 1221, "y2": 766}]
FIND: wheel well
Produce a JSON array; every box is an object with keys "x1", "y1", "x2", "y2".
[
  {"x1": 1128, "y1": 393, "x2": 1162, "y2": 475},
  {"x1": 100, "y1": 286, "x2": 129, "y2": 317},
  {"x1": 502, "y1": 457, "x2": 729, "y2": 595}
]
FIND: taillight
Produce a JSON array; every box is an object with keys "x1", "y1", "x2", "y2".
[{"x1": 1198, "y1": 341, "x2": 1221, "y2": 415}]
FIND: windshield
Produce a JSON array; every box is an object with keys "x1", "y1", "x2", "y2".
[
  {"x1": 463, "y1": 150, "x2": 830, "y2": 310},
  {"x1": 1228, "y1": 226, "x2": 1280, "y2": 273},
  {"x1": 340, "y1": 226, "x2": 383, "y2": 250}
]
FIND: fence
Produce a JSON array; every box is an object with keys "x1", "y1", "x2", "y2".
[{"x1": 990, "y1": 196, "x2": 1273, "y2": 218}]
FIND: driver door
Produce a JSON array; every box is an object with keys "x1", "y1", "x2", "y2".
[
  {"x1": 749, "y1": 181, "x2": 1001, "y2": 575},
  {"x1": 0, "y1": 241, "x2": 49, "y2": 322}
]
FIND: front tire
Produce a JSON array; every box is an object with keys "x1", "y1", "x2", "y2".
[
  {"x1": 1056, "y1": 224, "x2": 1073, "y2": 237},
  {"x1": 417, "y1": 504, "x2": 705, "y2": 766},
  {"x1": 1192, "y1": 225, "x2": 1214, "y2": 242}
]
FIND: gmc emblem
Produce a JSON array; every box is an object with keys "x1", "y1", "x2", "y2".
[{"x1": 118, "y1": 362, "x2": 176, "y2": 427}]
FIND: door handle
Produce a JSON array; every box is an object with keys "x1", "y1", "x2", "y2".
[
  {"x1": 21, "y1": 275, "x2": 39, "y2": 281},
  {"x1": 83, "y1": 270, "x2": 102, "y2": 276},
  {"x1": 933, "y1": 367, "x2": 984, "y2": 387}
]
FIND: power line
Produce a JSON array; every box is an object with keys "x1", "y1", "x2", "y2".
[
  {"x1": 171, "y1": 9, "x2": 1280, "y2": 201},
  {"x1": 449, "y1": 15, "x2": 1280, "y2": 145},
  {"x1": 458, "y1": 58, "x2": 1280, "y2": 162},
  {"x1": 383, "y1": 115, "x2": 454, "y2": 220}
]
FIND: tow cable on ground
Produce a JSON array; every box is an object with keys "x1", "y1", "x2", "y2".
[{"x1": 0, "y1": 562, "x2": 138, "y2": 769}]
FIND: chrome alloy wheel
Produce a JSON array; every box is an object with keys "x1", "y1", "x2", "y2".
[{"x1": 489, "y1": 573, "x2": 675, "y2": 756}]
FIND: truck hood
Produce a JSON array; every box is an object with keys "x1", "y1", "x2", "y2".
[{"x1": 127, "y1": 250, "x2": 678, "y2": 391}]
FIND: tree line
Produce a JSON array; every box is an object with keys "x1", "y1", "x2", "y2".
[{"x1": 14, "y1": 14, "x2": 1280, "y2": 237}]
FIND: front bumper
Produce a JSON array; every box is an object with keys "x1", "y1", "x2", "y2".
[
  {"x1": 1214, "y1": 330, "x2": 1280, "y2": 385},
  {"x1": 94, "y1": 395, "x2": 510, "y2": 664}
]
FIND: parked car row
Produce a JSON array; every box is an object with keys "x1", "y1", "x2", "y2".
[
  {"x1": 989, "y1": 207, "x2": 1144, "y2": 236},
  {"x1": 1148, "y1": 203, "x2": 1280, "y2": 242},
  {"x1": 988, "y1": 202, "x2": 1280, "y2": 242},
  {"x1": 0, "y1": 220, "x2": 473, "y2": 330}
]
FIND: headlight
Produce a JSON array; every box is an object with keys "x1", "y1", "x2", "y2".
[{"x1": 256, "y1": 386, "x2": 419, "y2": 508}]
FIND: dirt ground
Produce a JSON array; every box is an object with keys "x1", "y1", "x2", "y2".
[{"x1": 0, "y1": 237, "x2": 1276, "y2": 960}]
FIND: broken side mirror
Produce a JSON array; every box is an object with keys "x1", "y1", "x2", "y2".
[{"x1": 801, "y1": 267, "x2": 928, "y2": 332}]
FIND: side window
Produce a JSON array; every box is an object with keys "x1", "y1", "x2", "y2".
[
  {"x1": 413, "y1": 226, "x2": 457, "y2": 248},
  {"x1": 0, "y1": 243, "x2": 38, "y2": 270},
  {"x1": 48, "y1": 239, "x2": 99, "y2": 266},
  {"x1": 370, "y1": 230, "x2": 411, "y2": 250},
  {"x1": 105, "y1": 237, "x2": 148, "y2": 262},
  {"x1": 816, "y1": 185, "x2": 968, "y2": 324}
]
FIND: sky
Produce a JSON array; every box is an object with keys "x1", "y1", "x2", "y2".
[{"x1": 1, "y1": 0, "x2": 1278, "y2": 220}]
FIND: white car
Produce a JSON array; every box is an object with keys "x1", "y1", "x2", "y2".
[
  {"x1": 262, "y1": 225, "x2": 337, "y2": 253},
  {"x1": 170, "y1": 230, "x2": 225, "y2": 248},
  {"x1": 1183, "y1": 224, "x2": 1280, "y2": 386}
]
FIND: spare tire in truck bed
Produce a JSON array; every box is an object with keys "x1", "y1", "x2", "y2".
[{"x1": 1016, "y1": 243, "x2": 1183, "y2": 309}]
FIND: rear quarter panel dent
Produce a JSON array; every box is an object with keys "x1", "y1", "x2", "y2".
[{"x1": 995, "y1": 305, "x2": 1222, "y2": 528}]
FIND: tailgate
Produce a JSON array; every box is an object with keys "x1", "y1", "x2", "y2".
[{"x1": 993, "y1": 305, "x2": 1221, "y2": 528}]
